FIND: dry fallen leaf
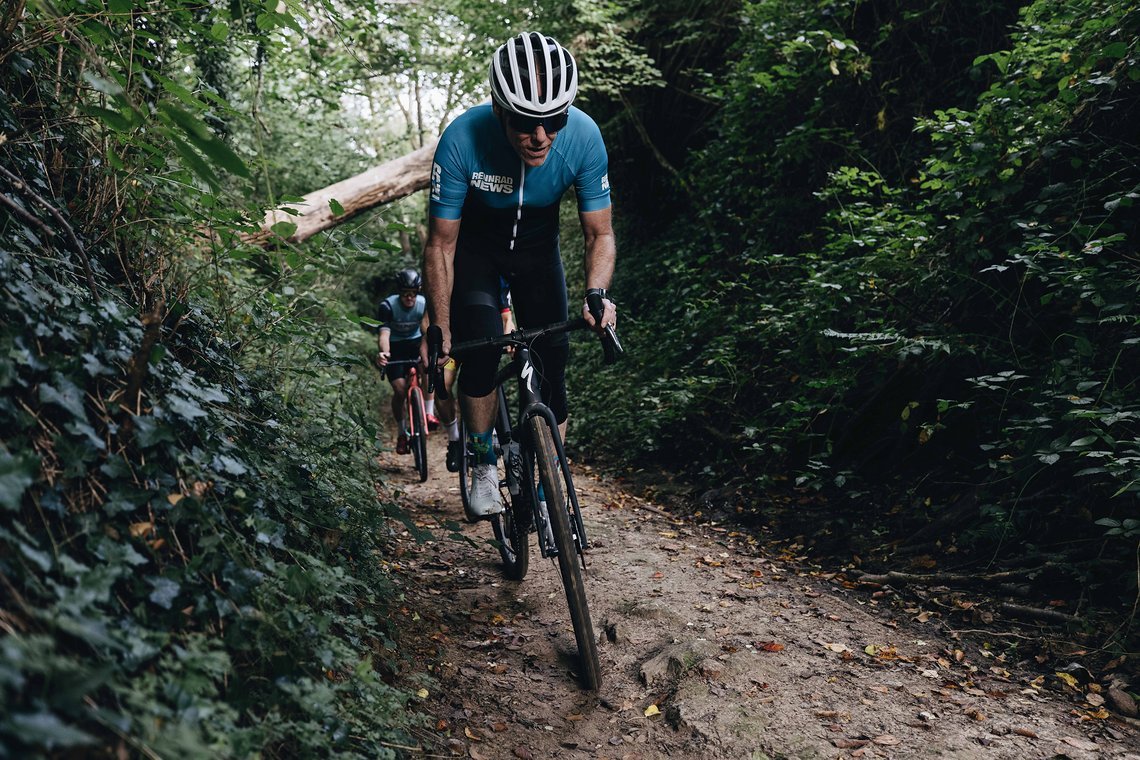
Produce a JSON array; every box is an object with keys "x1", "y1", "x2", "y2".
[
  {"x1": 756, "y1": 641, "x2": 784, "y2": 652},
  {"x1": 873, "y1": 734, "x2": 902, "y2": 746},
  {"x1": 832, "y1": 738, "x2": 868, "y2": 749},
  {"x1": 1055, "y1": 671, "x2": 1080, "y2": 689},
  {"x1": 822, "y1": 642, "x2": 849, "y2": 653},
  {"x1": 1012, "y1": 727, "x2": 1038, "y2": 738},
  {"x1": 644, "y1": 704, "x2": 660, "y2": 718},
  {"x1": 464, "y1": 727, "x2": 482, "y2": 741}
]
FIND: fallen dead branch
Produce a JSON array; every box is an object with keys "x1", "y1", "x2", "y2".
[
  {"x1": 997, "y1": 603, "x2": 1081, "y2": 626},
  {"x1": 853, "y1": 565, "x2": 1053, "y2": 588},
  {"x1": 242, "y1": 139, "x2": 436, "y2": 247}
]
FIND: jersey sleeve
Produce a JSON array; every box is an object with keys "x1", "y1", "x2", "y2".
[
  {"x1": 574, "y1": 114, "x2": 611, "y2": 213},
  {"x1": 498, "y1": 279, "x2": 512, "y2": 313},
  {"x1": 429, "y1": 124, "x2": 469, "y2": 221},
  {"x1": 376, "y1": 297, "x2": 393, "y2": 329}
]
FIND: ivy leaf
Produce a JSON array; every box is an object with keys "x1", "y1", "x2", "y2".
[
  {"x1": 165, "y1": 394, "x2": 209, "y2": 420},
  {"x1": 148, "y1": 577, "x2": 181, "y2": 609},
  {"x1": 0, "y1": 452, "x2": 37, "y2": 510},
  {"x1": 215, "y1": 454, "x2": 248, "y2": 476},
  {"x1": 1101, "y1": 42, "x2": 1128, "y2": 59},
  {"x1": 39, "y1": 376, "x2": 88, "y2": 419},
  {"x1": 329, "y1": 198, "x2": 345, "y2": 216},
  {"x1": 5, "y1": 712, "x2": 95, "y2": 749}
]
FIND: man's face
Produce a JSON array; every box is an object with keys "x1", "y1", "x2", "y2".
[
  {"x1": 495, "y1": 105, "x2": 559, "y2": 168},
  {"x1": 399, "y1": 289, "x2": 418, "y2": 307}
]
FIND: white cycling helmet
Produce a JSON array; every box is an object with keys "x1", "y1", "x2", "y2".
[{"x1": 489, "y1": 32, "x2": 578, "y2": 117}]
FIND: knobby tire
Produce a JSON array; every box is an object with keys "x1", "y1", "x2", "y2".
[
  {"x1": 529, "y1": 416, "x2": 601, "y2": 690},
  {"x1": 410, "y1": 386, "x2": 428, "y2": 482},
  {"x1": 458, "y1": 419, "x2": 472, "y2": 512},
  {"x1": 493, "y1": 434, "x2": 530, "y2": 581}
]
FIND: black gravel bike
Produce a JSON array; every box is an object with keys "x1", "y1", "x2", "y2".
[{"x1": 428, "y1": 296, "x2": 621, "y2": 690}]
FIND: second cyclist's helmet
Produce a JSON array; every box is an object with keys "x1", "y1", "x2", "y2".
[
  {"x1": 395, "y1": 268, "x2": 422, "y2": 291},
  {"x1": 490, "y1": 32, "x2": 578, "y2": 117}
]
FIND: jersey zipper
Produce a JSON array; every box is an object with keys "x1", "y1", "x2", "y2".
[{"x1": 509, "y1": 157, "x2": 525, "y2": 251}]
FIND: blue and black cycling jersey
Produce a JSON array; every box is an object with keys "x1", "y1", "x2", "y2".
[
  {"x1": 377, "y1": 294, "x2": 426, "y2": 342},
  {"x1": 430, "y1": 103, "x2": 610, "y2": 264},
  {"x1": 429, "y1": 103, "x2": 611, "y2": 423}
]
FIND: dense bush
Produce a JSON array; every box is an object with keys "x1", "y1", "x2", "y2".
[
  {"x1": 572, "y1": 0, "x2": 1140, "y2": 616},
  {"x1": 1, "y1": 7, "x2": 421, "y2": 757}
]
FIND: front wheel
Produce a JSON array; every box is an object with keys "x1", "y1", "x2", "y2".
[
  {"x1": 410, "y1": 386, "x2": 428, "y2": 482},
  {"x1": 529, "y1": 416, "x2": 601, "y2": 690},
  {"x1": 493, "y1": 442, "x2": 530, "y2": 581},
  {"x1": 458, "y1": 418, "x2": 473, "y2": 512}
]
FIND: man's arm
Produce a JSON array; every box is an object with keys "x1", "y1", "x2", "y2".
[
  {"x1": 579, "y1": 206, "x2": 617, "y2": 331},
  {"x1": 377, "y1": 327, "x2": 392, "y2": 366},
  {"x1": 423, "y1": 215, "x2": 462, "y2": 355}
]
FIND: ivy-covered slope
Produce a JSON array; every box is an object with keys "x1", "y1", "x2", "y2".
[
  {"x1": 1, "y1": 14, "x2": 418, "y2": 760},
  {"x1": 574, "y1": 0, "x2": 1140, "y2": 620}
]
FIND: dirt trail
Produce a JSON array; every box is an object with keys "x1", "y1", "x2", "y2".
[{"x1": 377, "y1": 434, "x2": 1140, "y2": 759}]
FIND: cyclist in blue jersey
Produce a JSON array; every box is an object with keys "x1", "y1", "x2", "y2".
[
  {"x1": 376, "y1": 268, "x2": 430, "y2": 455},
  {"x1": 424, "y1": 32, "x2": 618, "y2": 521}
]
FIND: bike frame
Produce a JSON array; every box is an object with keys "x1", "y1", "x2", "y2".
[
  {"x1": 494, "y1": 345, "x2": 590, "y2": 558},
  {"x1": 385, "y1": 359, "x2": 429, "y2": 480},
  {"x1": 384, "y1": 359, "x2": 427, "y2": 434},
  {"x1": 429, "y1": 316, "x2": 620, "y2": 691}
]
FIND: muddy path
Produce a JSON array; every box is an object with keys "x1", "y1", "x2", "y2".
[{"x1": 376, "y1": 434, "x2": 1139, "y2": 759}]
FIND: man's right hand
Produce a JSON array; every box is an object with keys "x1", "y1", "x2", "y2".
[{"x1": 376, "y1": 351, "x2": 390, "y2": 368}]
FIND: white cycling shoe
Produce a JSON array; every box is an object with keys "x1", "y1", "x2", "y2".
[{"x1": 466, "y1": 463, "x2": 504, "y2": 522}]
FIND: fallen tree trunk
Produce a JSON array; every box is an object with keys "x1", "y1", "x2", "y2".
[{"x1": 244, "y1": 138, "x2": 438, "y2": 247}]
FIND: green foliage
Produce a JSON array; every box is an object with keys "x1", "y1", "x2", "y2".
[
  {"x1": 573, "y1": 0, "x2": 1140, "y2": 609},
  {"x1": 1, "y1": 4, "x2": 423, "y2": 756}
]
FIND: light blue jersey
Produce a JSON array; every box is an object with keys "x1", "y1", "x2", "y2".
[
  {"x1": 377, "y1": 294, "x2": 426, "y2": 342},
  {"x1": 429, "y1": 104, "x2": 611, "y2": 257}
]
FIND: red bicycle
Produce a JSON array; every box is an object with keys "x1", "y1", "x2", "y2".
[{"x1": 384, "y1": 359, "x2": 429, "y2": 482}]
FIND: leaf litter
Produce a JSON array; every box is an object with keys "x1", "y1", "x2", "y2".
[{"x1": 379, "y1": 436, "x2": 1140, "y2": 758}]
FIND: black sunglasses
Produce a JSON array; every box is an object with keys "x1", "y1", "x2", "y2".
[{"x1": 507, "y1": 109, "x2": 569, "y2": 134}]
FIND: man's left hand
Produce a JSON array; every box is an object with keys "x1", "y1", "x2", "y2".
[{"x1": 582, "y1": 296, "x2": 616, "y2": 333}]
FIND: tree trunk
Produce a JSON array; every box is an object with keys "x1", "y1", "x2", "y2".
[{"x1": 245, "y1": 138, "x2": 438, "y2": 247}]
